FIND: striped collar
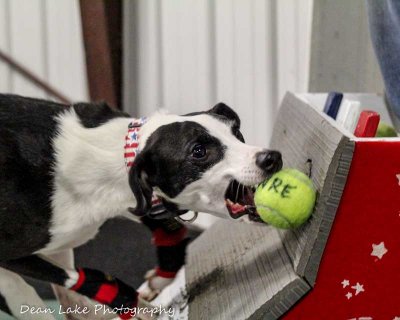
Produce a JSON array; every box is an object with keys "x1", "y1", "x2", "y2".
[
  {"x1": 124, "y1": 117, "x2": 147, "y2": 169},
  {"x1": 124, "y1": 117, "x2": 164, "y2": 211}
]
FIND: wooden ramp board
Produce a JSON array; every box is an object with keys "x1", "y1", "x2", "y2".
[
  {"x1": 270, "y1": 92, "x2": 354, "y2": 284},
  {"x1": 186, "y1": 92, "x2": 354, "y2": 319},
  {"x1": 186, "y1": 222, "x2": 310, "y2": 320}
]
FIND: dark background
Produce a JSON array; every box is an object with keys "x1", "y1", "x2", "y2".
[
  {"x1": 27, "y1": 218, "x2": 155, "y2": 298},
  {"x1": 27, "y1": 218, "x2": 200, "y2": 298}
]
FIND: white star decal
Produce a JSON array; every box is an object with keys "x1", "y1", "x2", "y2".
[
  {"x1": 371, "y1": 242, "x2": 388, "y2": 260},
  {"x1": 397, "y1": 174, "x2": 400, "y2": 185},
  {"x1": 346, "y1": 292, "x2": 353, "y2": 299},
  {"x1": 341, "y1": 279, "x2": 350, "y2": 288},
  {"x1": 351, "y1": 282, "x2": 365, "y2": 295}
]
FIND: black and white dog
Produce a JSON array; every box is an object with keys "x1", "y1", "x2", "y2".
[{"x1": 0, "y1": 94, "x2": 282, "y2": 319}]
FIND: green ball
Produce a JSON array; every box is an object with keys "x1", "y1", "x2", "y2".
[
  {"x1": 375, "y1": 122, "x2": 398, "y2": 137},
  {"x1": 254, "y1": 168, "x2": 316, "y2": 229}
]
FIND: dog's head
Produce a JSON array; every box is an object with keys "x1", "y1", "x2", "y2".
[{"x1": 128, "y1": 103, "x2": 282, "y2": 222}]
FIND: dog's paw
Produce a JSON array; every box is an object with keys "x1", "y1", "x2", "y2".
[
  {"x1": 133, "y1": 297, "x2": 159, "y2": 320},
  {"x1": 138, "y1": 269, "x2": 174, "y2": 301}
]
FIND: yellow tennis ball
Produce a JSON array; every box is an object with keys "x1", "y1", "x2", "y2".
[
  {"x1": 254, "y1": 168, "x2": 316, "y2": 229},
  {"x1": 375, "y1": 122, "x2": 398, "y2": 137}
]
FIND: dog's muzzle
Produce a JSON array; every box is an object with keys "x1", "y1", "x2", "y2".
[
  {"x1": 225, "y1": 150, "x2": 282, "y2": 222},
  {"x1": 256, "y1": 150, "x2": 282, "y2": 174}
]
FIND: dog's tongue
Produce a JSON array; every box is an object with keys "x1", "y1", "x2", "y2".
[
  {"x1": 231, "y1": 202, "x2": 246, "y2": 214},
  {"x1": 225, "y1": 199, "x2": 247, "y2": 218}
]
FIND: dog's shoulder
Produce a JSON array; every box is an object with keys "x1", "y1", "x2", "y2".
[
  {"x1": 0, "y1": 93, "x2": 67, "y2": 122},
  {"x1": 0, "y1": 94, "x2": 66, "y2": 163},
  {"x1": 0, "y1": 93, "x2": 130, "y2": 127},
  {"x1": 72, "y1": 101, "x2": 130, "y2": 128}
]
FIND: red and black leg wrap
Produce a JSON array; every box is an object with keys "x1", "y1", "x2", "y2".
[
  {"x1": 142, "y1": 216, "x2": 189, "y2": 278},
  {"x1": 71, "y1": 268, "x2": 138, "y2": 319}
]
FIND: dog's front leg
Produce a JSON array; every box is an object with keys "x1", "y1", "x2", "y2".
[
  {"x1": 45, "y1": 250, "x2": 104, "y2": 320},
  {"x1": 0, "y1": 267, "x2": 56, "y2": 320},
  {"x1": 140, "y1": 217, "x2": 189, "y2": 301},
  {"x1": 1, "y1": 255, "x2": 139, "y2": 319}
]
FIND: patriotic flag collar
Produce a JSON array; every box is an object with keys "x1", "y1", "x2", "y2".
[
  {"x1": 124, "y1": 117, "x2": 147, "y2": 169},
  {"x1": 124, "y1": 117, "x2": 191, "y2": 219},
  {"x1": 124, "y1": 117, "x2": 164, "y2": 212}
]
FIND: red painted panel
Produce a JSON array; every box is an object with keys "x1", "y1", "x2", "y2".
[
  {"x1": 284, "y1": 140, "x2": 400, "y2": 319},
  {"x1": 353, "y1": 111, "x2": 380, "y2": 137}
]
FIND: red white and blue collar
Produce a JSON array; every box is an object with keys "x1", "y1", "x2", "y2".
[
  {"x1": 124, "y1": 117, "x2": 164, "y2": 208},
  {"x1": 124, "y1": 117, "x2": 147, "y2": 169}
]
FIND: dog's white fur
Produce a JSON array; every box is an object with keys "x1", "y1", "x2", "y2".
[
  {"x1": 149, "y1": 113, "x2": 266, "y2": 218},
  {"x1": 0, "y1": 108, "x2": 268, "y2": 319},
  {"x1": 37, "y1": 109, "x2": 265, "y2": 255}
]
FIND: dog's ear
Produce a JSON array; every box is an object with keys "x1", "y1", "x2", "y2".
[
  {"x1": 128, "y1": 152, "x2": 153, "y2": 217},
  {"x1": 208, "y1": 102, "x2": 241, "y2": 128},
  {"x1": 209, "y1": 102, "x2": 244, "y2": 142}
]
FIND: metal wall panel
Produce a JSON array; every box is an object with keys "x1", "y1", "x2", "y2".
[
  {"x1": 123, "y1": 0, "x2": 314, "y2": 228},
  {"x1": 0, "y1": 0, "x2": 11, "y2": 92},
  {"x1": 123, "y1": 0, "x2": 314, "y2": 147},
  {"x1": 309, "y1": 0, "x2": 384, "y2": 93},
  {"x1": 0, "y1": 0, "x2": 88, "y2": 102}
]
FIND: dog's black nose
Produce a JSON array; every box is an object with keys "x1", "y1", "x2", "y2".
[{"x1": 256, "y1": 150, "x2": 282, "y2": 173}]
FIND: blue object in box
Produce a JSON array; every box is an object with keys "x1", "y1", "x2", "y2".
[{"x1": 323, "y1": 92, "x2": 343, "y2": 119}]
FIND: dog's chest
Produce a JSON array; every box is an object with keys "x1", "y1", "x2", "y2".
[
  {"x1": 36, "y1": 222, "x2": 103, "y2": 254},
  {"x1": 36, "y1": 111, "x2": 137, "y2": 253},
  {"x1": 38, "y1": 185, "x2": 135, "y2": 253}
]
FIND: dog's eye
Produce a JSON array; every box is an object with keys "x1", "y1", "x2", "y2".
[{"x1": 192, "y1": 144, "x2": 207, "y2": 158}]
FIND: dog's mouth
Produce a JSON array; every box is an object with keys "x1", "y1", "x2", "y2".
[{"x1": 224, "y1": 180, "x2": 262, "y2": 222}]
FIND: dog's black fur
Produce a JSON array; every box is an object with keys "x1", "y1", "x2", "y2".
[
  {"x1": 129, "y1": 121, "x2": 226, "y2": 216},
  {"x1": 185, "y1": 103, "x2": 245, "y2": 143},
  {"x1": 0, "y1": 94, "x2": 250, "y2": 262},
  {"x1": 0, "y1": 93, "x2": 282, "y2": 317},
  {"x1": 0, "y1": 94, "x2": 195, "y2": 316},
  {"x1": 0, "y1": 95, "x2": 128, "y2": 260},
  {"x1": 0, "y1": 95, "x2": 61, "y2": 259},
  {"x1": 129, "y1": 103, "x2": 248, "y2": 218},
  {"x1": 0, "y1": 294, "x2": 10, "y2": 315}
]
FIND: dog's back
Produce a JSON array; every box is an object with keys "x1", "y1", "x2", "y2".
[
  {"x1": 0, "y1": 94, "x2": 128, "y2": 260},
  {"x1": 0, "y1": 95, "x2": 67, "y2": 259}
]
